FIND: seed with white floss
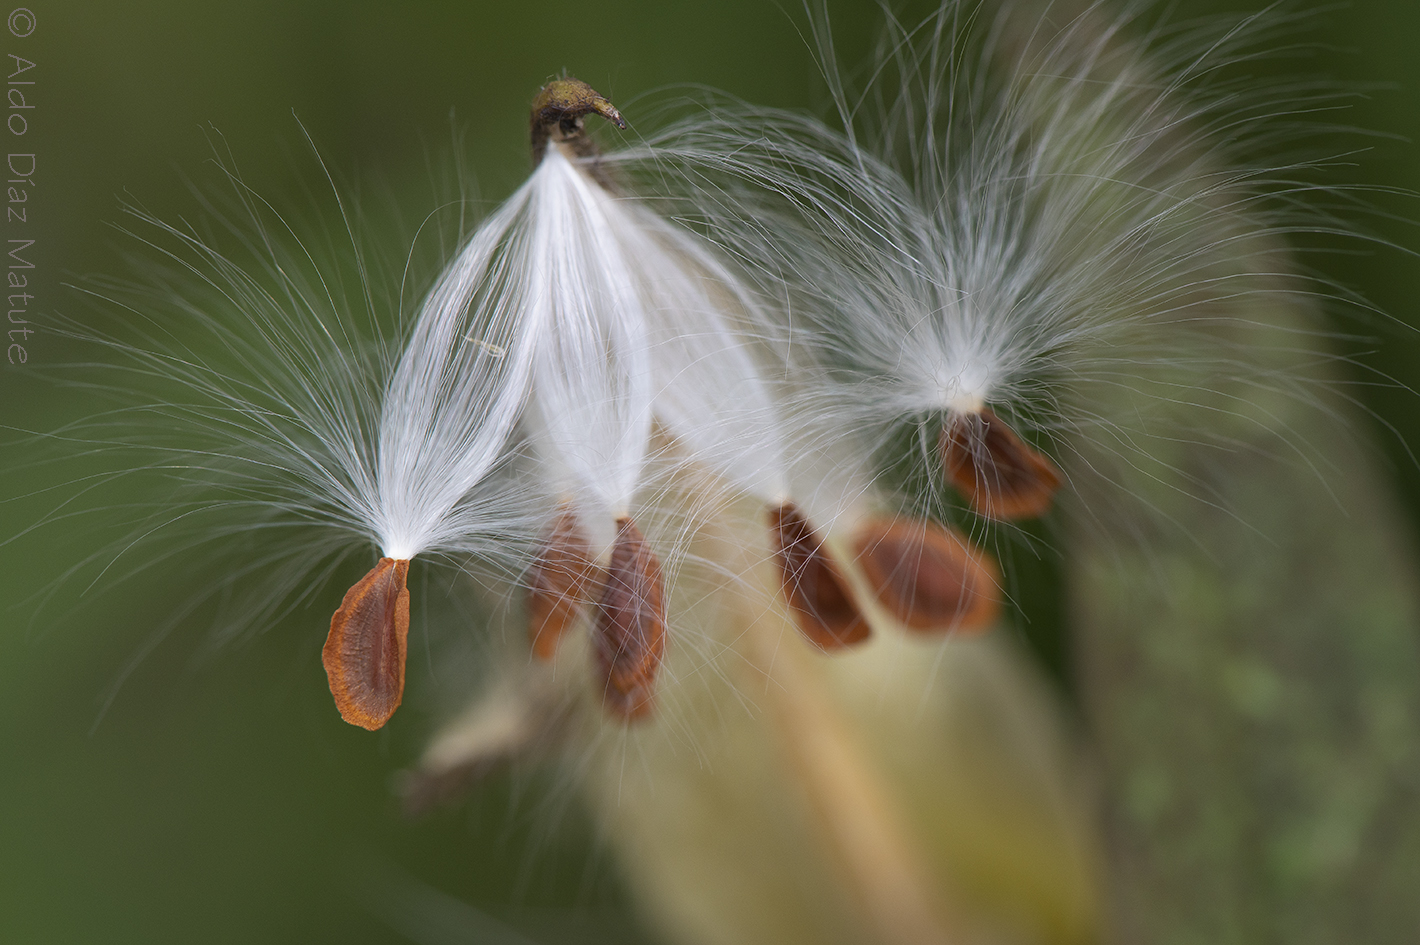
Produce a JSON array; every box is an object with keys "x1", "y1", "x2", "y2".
[
  {"x1": 518, "y1": 79, "x2": 672, "y2": 717},
  {"x1": 319, "y1": 126, "x2": 567, "y2": 728}
]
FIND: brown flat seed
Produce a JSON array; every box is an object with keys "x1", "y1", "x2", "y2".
[
  {"x1": 940, "y1": 407, "x2": 1062, "y2": 520},
  {"x1": 854, "y1": 518, "x2": 1000, "y2": 634},
  {"x1": 593, "y1": 518, "x2": 666, "y2": 720},
  {"x1": 323, "y1": 557, "x2": 410, "y2": 731},
  {"x1": 769, "y1": 502, "x2": 870, "y2": 650},
  {"x1": 528, "y1": 508, "x2": 600, "y2": 660}
]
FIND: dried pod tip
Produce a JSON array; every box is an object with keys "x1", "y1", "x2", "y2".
[
  {"x1": 528, "y1": 507, "x2": 601, "y2": 660},
  {"x1": 940, "y1": 407, "x2": 1062, "y2": 521},
  {"x1": 593, "y1": 518, "x2": 666, "y2": 720},
  {"x1": 853, "y1": 518, "x2": 1000, "y2": 634},
  {"x1": 530, "y1": 77, "x2": 626, "y2": 162},
  {"x1": 322, "y1": 557, "x2": 411, "y2": 731},
  {"x1": 768, "y1": 502, "x2": 870, "y2": 651}
]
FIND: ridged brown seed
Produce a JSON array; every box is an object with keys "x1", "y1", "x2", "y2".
[
  {"x1": 769, "y1": 502, "x2": 870, "y2": 650},
  {"x1": 528, "y1": 508, "x2": 601, "y2": 660},
  {"x1": 593, "y1": 518, "x2": 666, "y2": 720},
  {"x1": 323, "y1": 557, "x2": 410, "y2": 731},
  {"x1": 941, "y1": 407, "x2": 1062, "y2": 520},
  {"x1": 853, "y1": 518, "x2": 1000, "y2": 634}
]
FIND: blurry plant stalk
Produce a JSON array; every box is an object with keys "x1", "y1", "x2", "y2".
[{"x1": 413, "y1": 457, "x2": 1100, "y2": 945}]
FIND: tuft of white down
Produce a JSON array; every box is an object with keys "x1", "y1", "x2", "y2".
[
  {"x1": 376, "y1": 188, "x2": 542, "y2": 561},
  {"x1": 521, "y1": 147, "x2": 656, "y2": 524},
  {"x1": 499, "y1": 143, "x2": 804, "y2": 543},
  {"x1": 627, "y1": 203, "x2": 792, "y2": 506},
  {"x1": 613, "y1": 0, "x2": 1363, "y2": 520}
]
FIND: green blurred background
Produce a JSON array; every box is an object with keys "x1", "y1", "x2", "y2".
[{"x1": 1, "y1": 1, "x2": 1416, "y2": 943}]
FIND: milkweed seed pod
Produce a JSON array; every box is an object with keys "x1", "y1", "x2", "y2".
[
  {"x1": 614, "y1": 0, "x2": 1420, "y2": 942},
  {"x1": 1027, "y1": 10, "x2": 1420, "y2": 945},
  {"x1": 995, "y1": 4, "x2": 1420, "y2": 941}
]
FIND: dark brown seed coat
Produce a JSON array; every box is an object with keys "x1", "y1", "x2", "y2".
[
  {"x1": 769, "y1": 502, "x2": 870, "y2": 650},
  {"x1": 593, "y1": 518, "x2": 666, "y2": 720},
  {"x1": 941, "y1": 407, "x2": 1062, "y2": 520},
  {"x1": 528, "y1": 508, "x2": 601, "y2": 660}
]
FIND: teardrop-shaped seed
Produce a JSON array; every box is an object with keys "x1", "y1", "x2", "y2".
[
  {"x1": 593, "y1": 518, "x2": 666, "y2": 720},
  {"x1": 528, "y1": 507, "x2": 600, "y2": 660},
  {"x1": 769, "y1": 502, "x2": 870, "y2": 650},
  {"x1": 853, "y1": 518, "x2": 999, "y2": 634},
  {"x1": 323, "y1": 557, "x2": 410, "y2": 731},
  {"x1": 941, "y1": 407, "x2": 1062, "y2": 520}
]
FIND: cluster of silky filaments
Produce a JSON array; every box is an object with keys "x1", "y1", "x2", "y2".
[
  {"x1": 57, "y1": 0, "x2": 1360, "y2": 764},
  {"x1": 612, "y1": 0, "x2": 1363, "y2": 554},
  {"x1": 35, "y1": 5, "x2": 1383, "y2": 944},
  {"x1": 28, "y1": 144, "x2": 536, "y2": 670},
  {"x1": 306, "y1": 68, "x2": 1028, "y2": 770}
]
